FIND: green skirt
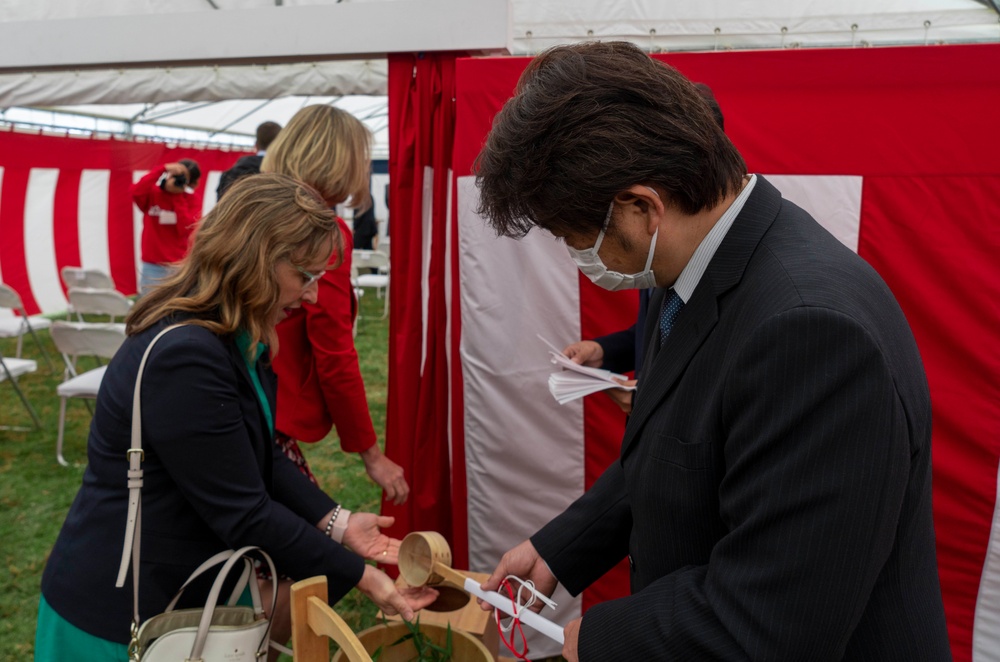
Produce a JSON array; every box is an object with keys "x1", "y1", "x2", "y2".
[{"x1": 35, "y1": 594, "x2": 129, "y2": 662}]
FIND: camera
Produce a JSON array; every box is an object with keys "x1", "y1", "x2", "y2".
[{"x1": 173, "y1": 173, "x2": 187, "y2": 187}]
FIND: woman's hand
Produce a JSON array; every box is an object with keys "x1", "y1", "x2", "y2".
[
  {"x1": 360, "y1": 445, "x2": 410, "y2": 505},
  {"x1": 357, "y1": 565, "x2": 439, "y2": 621},
  {"x1": 341, "y1": 513, "x2": 401, "y2": 563}
]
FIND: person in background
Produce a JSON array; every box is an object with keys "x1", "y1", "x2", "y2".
[
  {"x1": 216, "y1": 120, "x2": 282, "y2": 200},
  {"x1": 36, "y1": 174, "x2": 435, "y2": 662},
  {"x1": 352, "y1": 196, "x2": 379, "y2": 251},
  {"x1": 562, "y1": 82, "x2": 726, "y2": 415},
  {"x1": 476, "y1": 41, "x2": 949, "y2": 661},
  {"x1": 132, "y1": 158, "x2": 201, "y2": 295},
  {"x1": 261, "y1": 108, "x2": 409, "y2": 501}
]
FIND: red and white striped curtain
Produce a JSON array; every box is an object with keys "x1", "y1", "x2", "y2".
[{"x1": 0, "y1": 132, "x2": 250, "y2": 313}]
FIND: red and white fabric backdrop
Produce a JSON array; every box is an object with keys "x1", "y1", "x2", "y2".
[
  {"x1": 0, "y1": 131, "x2": 250, "y2": 316},
  {"x1": 388, "y1": 44, "x2": 1000, "y2": 660}
]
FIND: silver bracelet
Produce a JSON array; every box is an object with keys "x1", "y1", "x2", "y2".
[{"x1": 324, "y1": 504, "x2": 342, "y2": 538}]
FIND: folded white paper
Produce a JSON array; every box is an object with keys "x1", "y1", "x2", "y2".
[{"x1": 537, "y1": 334, "x2": 635, "y2": 405}]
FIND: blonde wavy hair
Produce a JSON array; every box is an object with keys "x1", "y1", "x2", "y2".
[
  {"x1": 126, "y1": 173, "x2": 338, "y2": 352},
  {"x1": 261, "y1": 104, "x2": 372, "y2": 209}
]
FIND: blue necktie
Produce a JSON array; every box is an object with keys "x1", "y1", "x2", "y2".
[{"x1": 659, "y1": 289, "x2": 684, "y2": 346}]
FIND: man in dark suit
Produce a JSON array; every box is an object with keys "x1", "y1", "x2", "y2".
[
  {"x1": 475, "y1": 42, "x2": 950, "y2": 661},
  {"x1": 562, "y1": 83, "x2": 727, "y2": 414},
  {"x1": 216, "y1": 120, "x2": 282, "y2": 200}
]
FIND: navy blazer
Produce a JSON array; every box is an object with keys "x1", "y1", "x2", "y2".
[
  {"x1": 41, "y1": 318, "x2": 365, "y2": 643},
  {"x1": 532, "y1": 178, "x2": 951, "y2": 660}
]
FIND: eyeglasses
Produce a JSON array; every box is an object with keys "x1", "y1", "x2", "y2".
[{"x1": 294, "y1": 264, "x2": 324, "y2": 289}]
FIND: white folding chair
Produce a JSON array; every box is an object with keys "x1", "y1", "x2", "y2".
[
  {"x1": 67, "y1": 287, "x2": 133, "y2": 323},
  {"x1": 348, "y1": 265, "x2": 366, "y2": 338},
  {"x1": 0, "y1": 282, "x2": 54, "y2": 371},
  {"x1": 1, "y1": 350, "x2": 41, "y2": 431},
  {"x1": 60, "y1": 266, "x2": 115, "y2": 291},
  {"x1": 49, "y1": 321, "x2": 127, "y2": 466},
  {"x1": 352, "y1": 250, "x2": 390, "y2": 319}
]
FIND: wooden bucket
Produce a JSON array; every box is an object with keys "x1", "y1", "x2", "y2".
[{"x1": 330, "y1": 621, "x2": 493, "y2": 662}]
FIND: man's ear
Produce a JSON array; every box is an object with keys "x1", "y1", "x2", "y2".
[{"x1": 616, "y1": 184, "x2": 665, "y2": 235}]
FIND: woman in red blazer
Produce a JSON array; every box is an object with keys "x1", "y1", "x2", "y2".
[
  {"x1": 273, "y1": 215, "x2": 408, "y2": 494},
  {"x1": 262, "y1": 105, "x2": 409, "y2": 504}
]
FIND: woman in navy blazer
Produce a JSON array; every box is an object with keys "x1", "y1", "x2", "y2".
[{"x1": 36, "y1": 174, "x2": 435, "y2": 661}]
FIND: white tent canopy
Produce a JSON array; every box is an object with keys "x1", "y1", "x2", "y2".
[{"x1": 0, "y1": 0, "x2": 997, "y2": 148}]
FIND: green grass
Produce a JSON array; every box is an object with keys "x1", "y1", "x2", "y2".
[{"x1": 0, "y1": 297, "x2": 390, "y2": 657}]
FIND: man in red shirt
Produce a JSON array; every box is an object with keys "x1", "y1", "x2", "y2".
[{"x1": 131, "y1": 159, "x2": 201, "y2": 294}]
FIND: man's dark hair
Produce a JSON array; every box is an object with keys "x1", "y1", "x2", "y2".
[
  {"x1": 256, "y1": 121, "x2": 282, "y2": 151},
  {"x1": 693, "y1": 82, "x2": 725, "y2": 131},
  {"x1": 475, "y1": 41, "x2": 746, "y2": 238},
  {"x1": 179, "y1": 158, "x2": 201, "y2": 187}
]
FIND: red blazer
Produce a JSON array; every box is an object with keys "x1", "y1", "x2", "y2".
[
  {"x1": 273, "y1": 218, "x2": 376, "y2": 452},
  {"x1": 132, "y1": 166, "x2": 201, "y2": 265}
]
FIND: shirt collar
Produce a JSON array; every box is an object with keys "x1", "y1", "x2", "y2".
[
  {"x1": 672, "y1": 174, "x2": 757, "y2": 303},
  {"x1": 235, "y1": 329, "x2": 266, "y2": 366}
]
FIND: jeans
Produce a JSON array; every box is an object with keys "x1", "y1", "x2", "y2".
[{"x1": 139, "y1": 261, "x2": 175, "y2": 297}]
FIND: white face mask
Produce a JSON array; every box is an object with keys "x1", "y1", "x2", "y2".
[{"x1": 566, "y1": 197, "x2": 658, "y2": 291}]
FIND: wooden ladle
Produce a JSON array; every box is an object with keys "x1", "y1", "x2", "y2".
[{"x1": 397, "y1": 531, "x2": 565, "y2": 644}]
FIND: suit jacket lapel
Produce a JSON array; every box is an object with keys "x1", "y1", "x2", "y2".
[
  {"x1": 623, "y1": 282, "x2": 719, "y2": 458},
  {"x1": 620, "y1": 176, "x2": 784, "y2": 459}
]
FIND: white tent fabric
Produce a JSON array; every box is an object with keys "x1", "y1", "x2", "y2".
[
  {"x1": 1, "y1": 0, "x2": 997, "y2": 56},
  {"x1": 0, "y1": 60, "x2": 388, "y2": 107},
  {"x1": 0, "y1": 0, "x2": 997, "y2": 146}
]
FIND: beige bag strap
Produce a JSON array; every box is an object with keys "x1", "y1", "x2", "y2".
[
  {"x1": 186, "y1": 546, "x2": 278, "y2": 661},
  {"x1": 164, "y1": 555, "x2": 268, "y2": 617},
  {"x1": 113, "y1": 323, "x2": 187, "y2": 629}
]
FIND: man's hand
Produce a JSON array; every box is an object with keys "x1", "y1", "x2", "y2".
[
  {"x1": 341, "y1": 513, "x2": 400, "y2": 563},
  {"x1": 162, "y1": 162, "x2": 190, "y2": 194},
  {"x1": 479, "y1": 539, "x2": 557, "y2": 613},
  {"x1": 357, "y1": 565, "x2": 439, "y2": 621},
  {"x1": 360, "y1": 445, "x2": 410, "y2": 505},
  {"x1": 562, "y1": 340, "x2": 604, "y2": 368},
  {"x1": 607, "y1": 377, "x2": 637, "y2": 414},
  {"x1": 563, "y1": 617, "x2": 582, "y2": 662}
]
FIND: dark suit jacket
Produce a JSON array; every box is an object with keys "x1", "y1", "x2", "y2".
[
  {"x1": 216, "y1": 154, "x2": 263, "y2": 200},
  {"x1": 41, "y1": 318, "x2": 365, "y2": 643},
  {"x1": 532, "y1": 178, "x2": 950, "y2": 660},
  {"x1": 596, "y1": 289, "x2": 651, "y2": 377}
]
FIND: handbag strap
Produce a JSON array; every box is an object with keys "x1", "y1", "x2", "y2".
[
  {"x1": 114, "y1": 323, "x2": 186, "y2": 627},
  {"x1": 164, "y1": 556, "x2": 262, "y2": 616},
  {"x1": 188, "y1": 546, "x2": 278, "y2": 660}
]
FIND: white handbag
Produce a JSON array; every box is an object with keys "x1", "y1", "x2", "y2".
[{"x1": 113, "y1": 324, "x2": 278, "y2": 661}]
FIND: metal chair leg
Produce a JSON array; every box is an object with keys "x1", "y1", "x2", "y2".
[
  {"x1": 0, "y1": 365, "x2": 41, "y2": 432},
  {"x1": 25, "y1": 321, "x2": 55, "y2": 372}
]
